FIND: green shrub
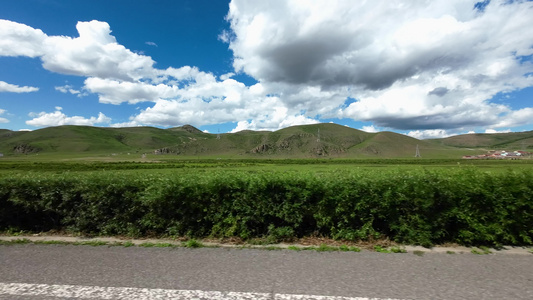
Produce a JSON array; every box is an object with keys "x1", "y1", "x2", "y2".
[{"x1": 0, "y1": 168, "x2": 531, "y2": 246}]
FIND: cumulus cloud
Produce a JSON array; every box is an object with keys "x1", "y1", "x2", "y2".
[
  {"x1": 230, "y1": 110, "x2": 319, "y2": 132},
  {"x1": 0, "y1": 19, "x2": 155, "y2": 81},
  {"x1": 42, "y1": 21, "x2": 155, "y2": 81},
  {"x1": 485, "y1": 128, "x2": 511, "y2": 134},
  {"x1": 0, "y1": 19, "x2": 309, "y2": 130},
  {"x1": 339, "y1": 81, "x2": 513, "y2": 130},
  {"x1": 227, "y1": 0, "x2": 533, "y2": 88},
  {"x1": 84, "y1": 77, "x2": 180, "y2": 104},
  {"x1": 131, "y1": 84, "x2": 279, "y2": 128},
  {"x1": 492, "y1": 107, "x2": 533, "y2": 128},
  {"x1": 226, "y1": 0, "x2": 533, "y2": 131},
  {"x1": 0, "y1": 81, "x2": 39, "y2": 93},
  {"x1": 407, "y1": 129, "x2": 453, "y2": 140},
  {"x1": 26, "y1": 109, "x2": 111, "y2": 127},
  {"x1": 0, "y1": 20, "x2": 46, "y2": 57},
  {"x1": 361, "y1": 125, "x2": 379, "y2": 133},
  {"x1": 219, "y1": 72, "x2": 235, "y2": 81},
  {"x1": 3, "y1": 0, "x2": 533, "y2": 133}
]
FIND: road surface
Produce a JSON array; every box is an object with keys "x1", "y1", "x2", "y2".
[{"x1": 0, "y1": 244, "x2": 532, "y2": 299}]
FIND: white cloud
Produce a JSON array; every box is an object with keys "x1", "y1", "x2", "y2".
[
  {"x1": 145, "y1": 41, "x2": 158, "y2": 47},
  {"x1": 0, "y1": 108, "x2": 8, "y2": 123},
  {"x1": 131, "y1": 91, "x2": 273, "y2": 127},
  {"x1": 3, "y1": 0, "x2": 533, "y2": 133},
  {"x1": 230, "y1": 112, "x2": 319, "y2": 133},
  {"x1": 55, "y1": 85, "x2": 87, "y2": 97},
  {"x1": 0, "y1": 81, "x2": 39, "y2": 93},
  {"x1": 0, "y1": 19, "x2": 46, "y2": 57},
  {"x1": 227, "y1": 0, "x2": 533, "y2": 88},
  {"x1": 0, "y1": 19, "x2": 155, "y2": 81},
  {"x1": 109, "y1": 121, "x2": 143, "y2": 128},
  {"x1": 485, "y1": 128, "x2": 511, "y2": 134},
  {"x1": 84, "y1": 77, "x2": 179, "y2": 104},
  {"x1": 226, "y1": 0, "x2": 533, "y2": 131},
  {"x1": 159, "y1": 66, "x2": 202, "y2": 82},
  {"x1": 109, "y1": 121, "x2": 141, "y2": 128},
  {"x1": 26, "y1": 109, "x2": 111, "y2": 127},
  {"x1": 407, "y1": 129, "x2": 453, "y2": 139},
  {"x1": 0, "y1": 18, "x2": 350, "y2": 130},
  {"x1": 219, "y1": 72, "x2": 235, "y2": 81},
  {"x1": 492, "y1": 108, "x2": 533, "y2": 128},
  {"x1": 360, "y1": 125, "x2": 379, "y2": 133},
  {"x1": 339, "y1": 80, "x2": 515, "y2": 130},
  {"x1": 41, "y1": 21, "x2": 155, "y2": 81}
]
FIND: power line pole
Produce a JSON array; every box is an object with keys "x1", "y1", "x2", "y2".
[
  {"x1": 217, "y1": 129, "x2": 220, "y2": 140},
  {"x1": 317, "y1": 128, "x2": 320, "y2": 142},
  {"x1": 415, "y1": 144, "x2": 421, "y2": 158}
]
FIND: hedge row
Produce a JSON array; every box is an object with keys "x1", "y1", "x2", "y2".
[{"x1": 1, "y1": 168, "x2": 532, "y2": 246}]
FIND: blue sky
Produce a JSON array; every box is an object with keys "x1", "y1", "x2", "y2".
[{"x1": 1, "y1": 0, "x2": 532, "y2": 139}]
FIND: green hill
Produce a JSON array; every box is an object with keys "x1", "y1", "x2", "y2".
[
  {"x1": 429, "y1": 130, "x2": 533, "y2": 150},
  {"x1": 0, "y1": 125, "x2": 209, "y2": 155},
  {"x1": 0, "y1": 123, "x2": 513, "y2": 159}
]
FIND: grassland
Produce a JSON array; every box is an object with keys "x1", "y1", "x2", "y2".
[{"x1": 4, "y1": 123, "x2": 529, "y2": 159}]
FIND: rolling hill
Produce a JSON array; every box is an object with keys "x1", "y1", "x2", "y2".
[
  {"x1": 0, "y1": 123, "x2": 526, "y2": 159},
  {"x1": 428, "y1": 130, "x2": 533, "y2": 150}
]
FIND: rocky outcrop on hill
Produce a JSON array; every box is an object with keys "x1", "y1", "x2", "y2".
[
  {"x1": 154, "y1": 147, "x2": 175, "y2": 154},
  {"x1": 13, "y1": 144, "x2": 39, "y2": 154},
  {"x1": 251, "y1": 144, "x2": 271, "y2": 153},
  {"x1": 312, "y1": 145, "x2": 347, "y2": 156}
]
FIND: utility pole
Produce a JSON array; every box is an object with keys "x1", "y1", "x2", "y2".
[
  {"x1": 415, "y1": 144, "x2": 421, "y2": 157},
  {"x1": 317, "y1": 128, "x2": 320, "y2": 142},
  {"x1": 217, "y1": 129, "x2": 220, "y2": 140},
  {"x1": 415, "y1": 144, "x2": 421, "y2": 158}
]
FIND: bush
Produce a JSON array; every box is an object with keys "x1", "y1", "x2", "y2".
[{"x1": 0, "y1": 168, "x2": 531, "y2": 246}]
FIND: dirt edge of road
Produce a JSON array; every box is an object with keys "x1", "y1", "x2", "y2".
[{"x1": 1, "y1": 235, "x2": 531, "y2": 255}]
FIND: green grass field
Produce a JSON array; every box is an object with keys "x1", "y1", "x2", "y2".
[{"x1": 1, "y1": 156, "x2": 532, "y2": 174}]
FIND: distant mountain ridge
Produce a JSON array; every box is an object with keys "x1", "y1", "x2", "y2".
[{"x1": 0, "y1": 123, "x2": 530, "y2": 158}]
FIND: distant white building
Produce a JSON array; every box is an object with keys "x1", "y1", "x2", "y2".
[{"x1": 0, "y1": 153, "x2": 3, "y2": 157}]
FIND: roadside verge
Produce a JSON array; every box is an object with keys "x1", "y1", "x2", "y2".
[{"x1": 1, "y1": 235, "x2": 531, "y2": 255}]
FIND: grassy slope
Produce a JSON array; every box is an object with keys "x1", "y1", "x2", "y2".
[
  {"x1": 0, "y1": 126, "x2": 211, "y2": 154},
  {"x1": 0, "y1": 126, "x2": 123, "y2": 153},
  {"x1": 429, "y1": 131, "x2": 533, "y2": 150},
  {"x1": 2, "y1": 123, "x2": 529, "y2": 159}
]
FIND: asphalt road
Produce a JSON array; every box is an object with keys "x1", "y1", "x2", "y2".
[{"x1": 0, "y1": 244, "x2": 532, "y2": 299}]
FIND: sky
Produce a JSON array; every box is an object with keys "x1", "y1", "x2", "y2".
[{"x1": 1, "y1": 0, "x2": 533, "y2": 139}]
